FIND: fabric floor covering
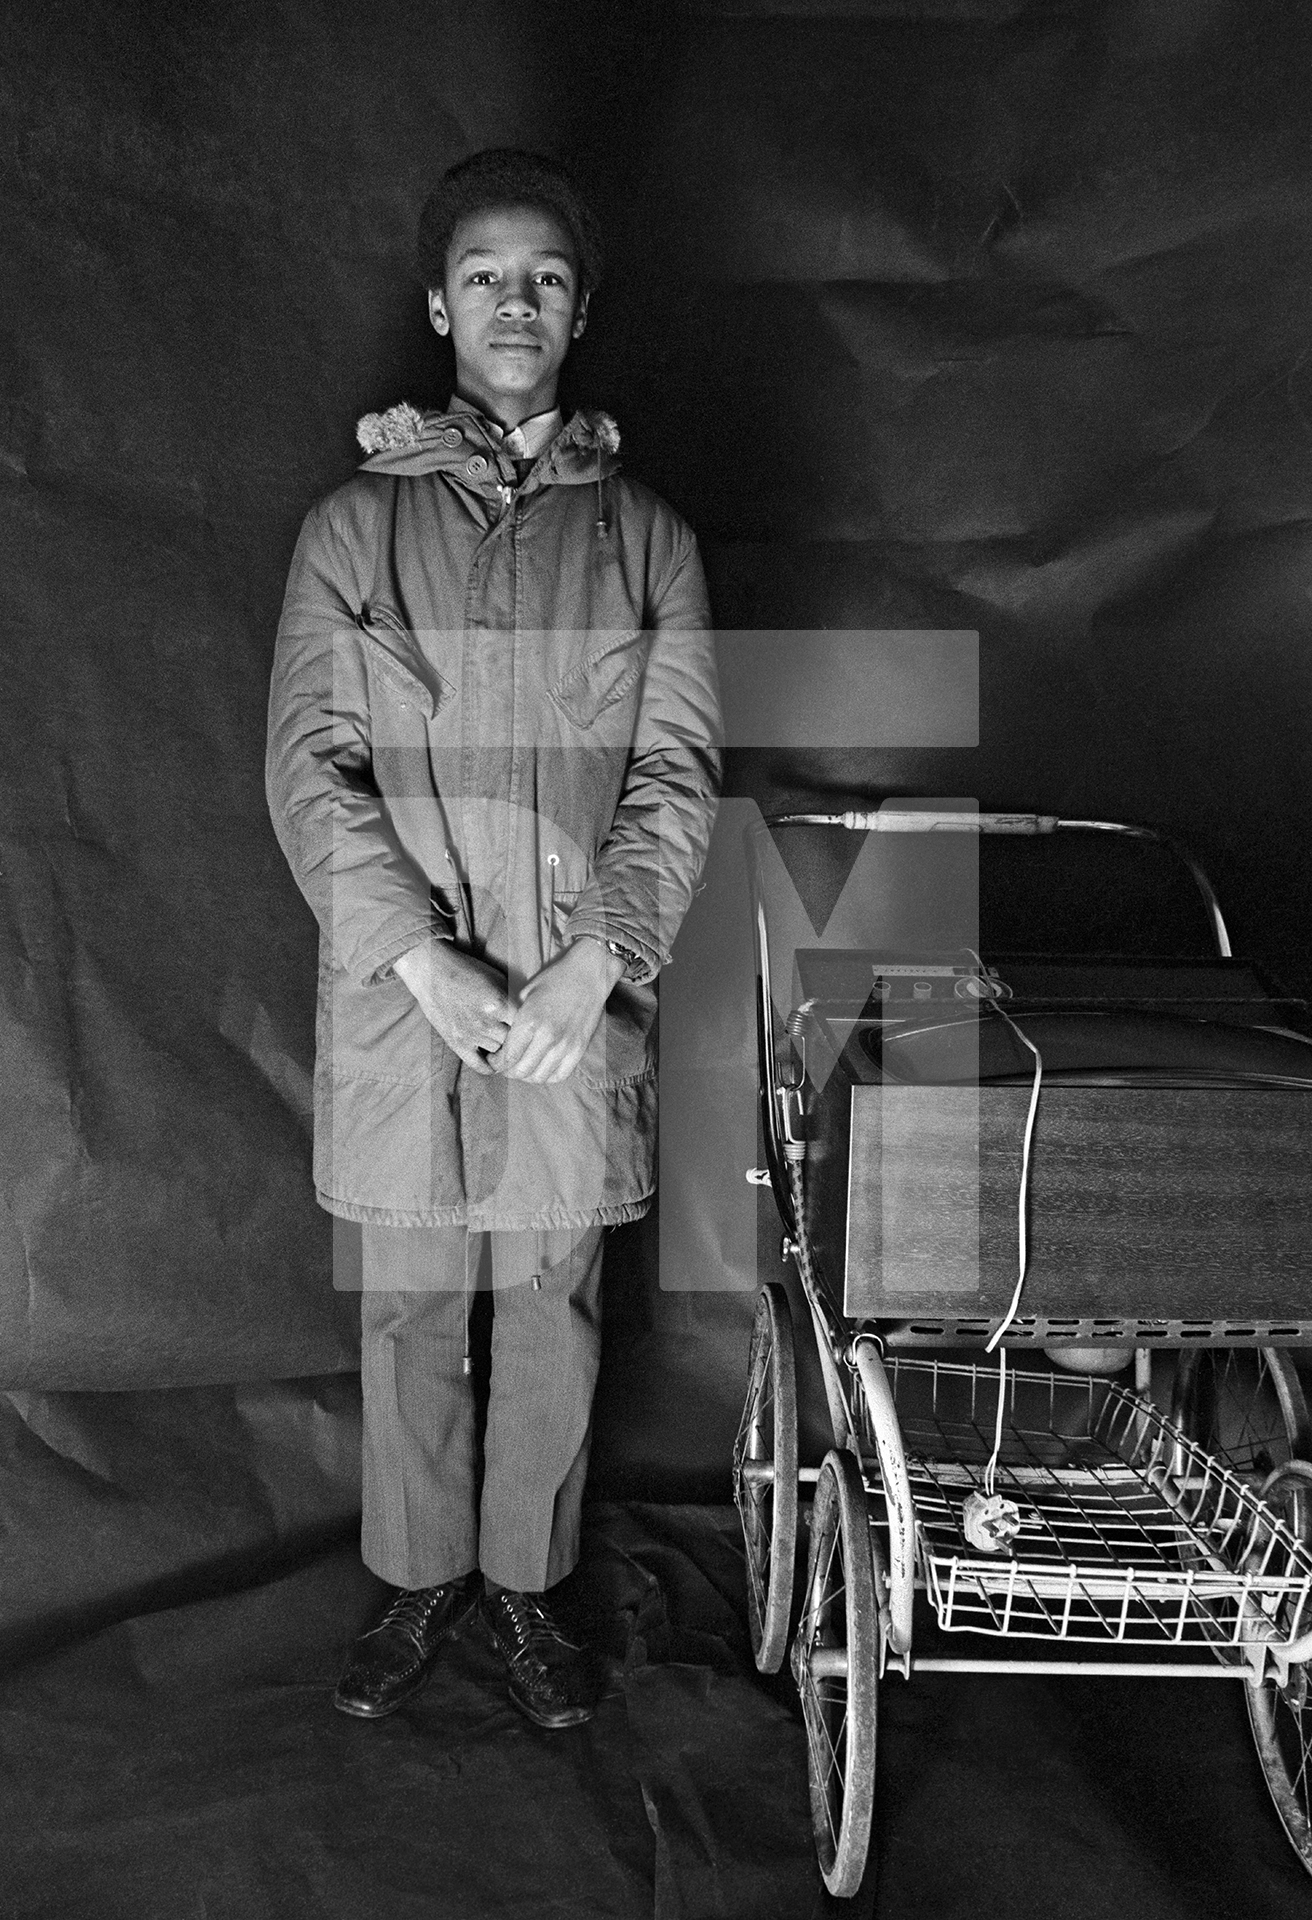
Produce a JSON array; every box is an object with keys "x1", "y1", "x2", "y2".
[{"x1": 2, "y1": 1500, "x2": 1310, "y2": 1920}]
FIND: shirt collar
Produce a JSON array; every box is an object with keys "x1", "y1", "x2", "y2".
[{"x1": 448, "y1": 393, "x2": 564, "y2": 461}]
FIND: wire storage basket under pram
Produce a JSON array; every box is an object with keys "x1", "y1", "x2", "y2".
[
  {"x1": 892, "y1": 1355, "x2": 1312, "y2": 1650},
  {"x1": 732, "y1": 808, "x2": 1312, "y2": 1898}
]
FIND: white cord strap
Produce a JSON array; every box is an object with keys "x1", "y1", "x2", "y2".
[{"x1": 982, "y1": 1002, "x2": 1043, "y2": 1502}]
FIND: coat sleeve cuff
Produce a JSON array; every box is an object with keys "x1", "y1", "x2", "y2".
[
  {"x1": 358, "y1": 923, "x2": 453, "y2": 988},
  {"x1": 561, "y1": 912, "x2": 663, "y2": 986}
]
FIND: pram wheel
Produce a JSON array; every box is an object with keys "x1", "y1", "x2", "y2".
[
  {"x1": 791, "y1": 1449, "x2": 879, "y2": 1900},
  {"x1": 734, "y1": 1283, "x2": 799, "y2": 1673},
  {"x1": 1170, "y1": 1349, "x2": 1311, "y2": 1605},
  {"x1": 1171, "y1": 1348, "x2": 1312, "y2": 1491},
  {"x1": 1244, "y1": 1461, "x2": 1312, "y2": 1872}
]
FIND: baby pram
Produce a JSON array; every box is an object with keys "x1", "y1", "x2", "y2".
[{"x1": 734, "y1": 808, "x2": 1312, "y2": 1896}]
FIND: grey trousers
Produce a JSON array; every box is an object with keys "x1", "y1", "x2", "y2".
[{"x1": 359, "y1": 1223, "x2": 606, "y2": 1592}]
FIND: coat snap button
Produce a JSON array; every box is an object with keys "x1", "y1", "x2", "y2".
[
  {"x1": 441, "y1": 427, "x2": 463, "y2": 447},
  {"x1": 465, "y1": 454, "x2": 488, "y2": 475}
]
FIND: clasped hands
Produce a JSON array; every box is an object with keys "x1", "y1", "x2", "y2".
[{"x1": 393, "y1": 936, "x2": 626, "y2": 1084}]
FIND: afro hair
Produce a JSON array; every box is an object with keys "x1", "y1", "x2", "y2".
[{"x1": 413, "y1": 148, "x2": 604, "y2": 296}]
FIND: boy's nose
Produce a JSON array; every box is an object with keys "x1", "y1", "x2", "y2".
[{"x1": 497, "y1": 283, "x2": 539, "y2": 317}]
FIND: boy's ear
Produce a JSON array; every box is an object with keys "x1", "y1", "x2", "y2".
[
  {"x1": 572, "y1": 290, "x2": 590, "y2": 339},
  {"x1": 428, "y1": 287, "x2": 450, "y2": 337}
]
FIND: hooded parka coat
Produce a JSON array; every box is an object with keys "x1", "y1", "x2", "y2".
[{"x1": 266, "y1": 401, "x2": 721, "y2": 1230}]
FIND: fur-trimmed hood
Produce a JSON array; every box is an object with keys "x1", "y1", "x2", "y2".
[{"x1": 354, "y1": 400, "x2": 622, "y2": 491}]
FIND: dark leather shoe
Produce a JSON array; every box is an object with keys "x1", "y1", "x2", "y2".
[
  {"x1": 482, "y1": 1586, "x2": 599, "y2": 1730},
  {"x1": 333, "y1": 1575, "x2": 481, "y2": 1719}
]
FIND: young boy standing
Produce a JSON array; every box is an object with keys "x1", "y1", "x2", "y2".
[{"x1": 265, "y1": 150, "x2": 720, "y2": 1728}]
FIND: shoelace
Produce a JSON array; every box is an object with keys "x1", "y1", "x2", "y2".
[
  {"x1": 493, "y1": 1591, "x2": 578, "y2": 1656},
  {"x1": 372, "y1": 1584, "x2": 462, "y2": 1649}
]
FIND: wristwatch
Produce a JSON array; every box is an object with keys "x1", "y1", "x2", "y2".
[
  {"x1": 609, "y1": 938, "x2": 644, "y2": 979},
  {"x1": 585, "y1": 935, "x2": 643, "y2": 980}
]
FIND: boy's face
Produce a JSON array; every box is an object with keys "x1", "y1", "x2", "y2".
[{"x1": 428, "y1": 204, "x2": 588, "y2": 427}]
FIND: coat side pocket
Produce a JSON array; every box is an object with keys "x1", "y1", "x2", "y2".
[
  {"x1": 357, "y1": 605, "x2": 455, "y2": 721},
  {"x1": 548, "y1": 629, "x2": 649, "y2": 730}
]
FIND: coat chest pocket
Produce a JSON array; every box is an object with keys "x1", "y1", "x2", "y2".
[
  {"x1": 357, "y1": 604, "x2": 454, "y2": 722},
  {"x1": 549, "y1": 629, "x2": 649, "y2": 730}
]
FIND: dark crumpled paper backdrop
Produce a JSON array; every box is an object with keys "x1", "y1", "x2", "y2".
[{"x1": 4, "y1": 2, "x2": 1312, "y2": 1913}]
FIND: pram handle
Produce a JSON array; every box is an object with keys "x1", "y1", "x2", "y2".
[
  {"x1": 752, "y1": 812, "x2": 1231, "y2": 959},
  {"x1": 768, "y1": 809, "x2": 1061, "y2": 832}
]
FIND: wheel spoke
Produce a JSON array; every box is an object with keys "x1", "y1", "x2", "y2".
[
  {"x1": 801, "y1": 1691, "x2": 841, "y2": 1852},
  {"x1": 1204, "y1": 1352, "x2": 1295, "y2": 1480},
  {"x1": 745, "y1": 1544, "x2": 767, "y2": 1616},
  {"x1": 802, "y1": 1684, "x2": 850, "y2": 1851},
  {"x1": 736, "y1": 1288, "x2": 799, "y2": 1676},
  {"x1": 793, "y1": 1455, "x2": 879, "y2": 1896},
  {"x1": 798, "y1": 1527, "x2": 835, "y2": 1644},
  {"x1": 1251, "y1": 1668, "x2": 1312, "y2": 1868}
]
